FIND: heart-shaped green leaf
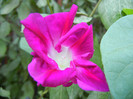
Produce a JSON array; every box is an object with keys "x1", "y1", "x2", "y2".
[{"x1": 101, "y1": 15, "x2": 133, "y2": 99}]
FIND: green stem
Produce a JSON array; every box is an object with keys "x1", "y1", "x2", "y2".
[
  {"x1": 89, "y1": 0, "x2": 102, "y2": 17},
  {"x1": 47, "y1": 0, "x2": 53, "y2": 14}
]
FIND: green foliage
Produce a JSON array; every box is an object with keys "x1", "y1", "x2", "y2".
[
  {"x1": 67, "y1": 84, "x2": 83, "y2": 99},
  {"x1": 87, "y1": 92, "x2": 112, "y2": 99},
  {"x1": 0, "y1": 40, "x2": 7, "y2": 57},
  {"x1": 2, "y1": 0, "x2": 133, "y2": 99},
  {"x1": 122, "y1": 8, "x2": 133, "y2": 15},
  {"x1": 17, "y1": 0, "x2": 31, "y2": 20},
  {"x1": 49, "y1": 86, "x2": 69, "y2": 99},
  {"x1": 0, "y1": 21, "x2": 10, "y2": 38},
  {"x1": 19, "y1": 37, "x2": 32, "y2": 54},
  {"x1": 20, "y1": 81, "x2": 34, "y2": 99},
  {"x1": 20, "y1": 50, "x2": 32, "y2": 70},
  {"x1": 0, "y1": 87, "x2": 10, "y2": 98},
  {"x1": 98, "y1": 0, "x2": 133, "y2": 29},
  {"x1": 101, "y1": 15, "x2": 133, "y2": 99},
  {"x1": 90, "y1": 36, "x2": 103, "y2": 69},
  {"x1": 37, "y1": 0, "x2": 47, "y2": 8},
  {"x1": 0, "y1": 0, "x2": 20, "y2": 15},
  {"x1": 74, "y1": 16, "x2": 92, "y2": 24}
]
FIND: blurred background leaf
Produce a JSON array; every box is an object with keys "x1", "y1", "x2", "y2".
[
  {"x1": 87, "y1": 92, "x2": 112, "y2": 99},
  {"x1": 0, "y1": 40, "x2": 7, "y2": 58},
  {"x1": 19, "y1": 37, "x2": 32, "y2": 54},
  {"x1": 74, "y1": 16, "x2": 92, "y2": 24},
  {"x1": 98, "y1": 0, "x2": 133, "y2": 29},
  {"x1": 20, "y1": 81, "x2": 34, "y2": 99},
  {"x1": 0, "y1": 87, "x2": 10, "y2": 98},
  {"x1": 67, "y1": 84, "x2": 83, "y2": 99},
  {"x1": 0, "y1": 0, "x2": 20, "y2": 15},
  {"x1": 49, "y1": 86, "x2": 69, "y2": 99},
  {"x1": 90, "y1": 36, "x2": 103, "y2": 69}
]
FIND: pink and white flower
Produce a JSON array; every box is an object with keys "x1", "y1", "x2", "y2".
[{"x1": 21, "y1": 4, "x2": 109, "y2": 92}]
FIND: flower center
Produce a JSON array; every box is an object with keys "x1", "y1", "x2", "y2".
[{"x1": 48, "y1": 46, "x2": 72, "y2": 70}]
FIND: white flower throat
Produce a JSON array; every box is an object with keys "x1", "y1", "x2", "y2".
[{"x1": 48, "y1": 46, "x2": 72, "y2": 70}]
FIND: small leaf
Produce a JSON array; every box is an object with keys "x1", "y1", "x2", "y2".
[
  {"x1": 41, "y1": 14, "x2": 49, "y2": 17},
  {"x1": 49, "y1": 86, "x2": 69, "y2": 99},
  {"x1": 0, "y1": 87, "x2": 10, "y2": 98},
  {"x1": 76, "y1": 12, "x2": 88, "y2": 16},
  {"x1": 0, "y1": 0, "x2": 20, "y2": 15},
  {"x1": 37, "y1": 0, "x2": 47, "y2": 8},
  {"x1": 0, "y1": 40, "x2": 7, "y2": 57},
  {"x1": 51, "y1": 0, "x2": 60, "y2": 13},
  {"x1": 0, "y1": 21, "x2": 11, "y2": 38},
  {"x1": 0, "y1": 58, "x2": 20, "y2": 76},
  {"x1": 77, "y1": 0, "x2": 85, "y2": 6},
  {"x1": 74, "y1": 16, "x2": 92, "y2": 24},
  {"x1": 19, "y1": 37, "x2": 32, "y2": 54},
  {"x1": 17, "y1": 0, "x2": 31, "y2": 20},
  {"x1": 21, "y1": 25, "x2": 25, "y2": 33}
]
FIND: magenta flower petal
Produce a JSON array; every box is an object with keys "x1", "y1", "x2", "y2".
[
  {"x1": 76, "y1": 65, "x2": 109, "y2": 92},
  {"x1": 63, "y1": 82, "x2": 73, "y2": 87},
  {"x1": 43, "y1": 68, "x2": 76, "y2": 87},
  {"x1": 28, "y1": 57, "x2": 57, "y2": 85},
  {"x1": 44, "y1": 4, "x2": 78, "y2": 45},
  {"x1": 28, "y1": 56, "x2": 76, "y2": 87},
  {"x1": 21, "y1": 13, "x2": 52, "y2": 47},
  {"x1": 71, "y1": 25, "x2": 94, "y2": 60},
  {"x1": 21, "y1": 4, "x2": 109, "y2": 92},
  {"x1": 23, "y1": 28, "x2": 58, "y2": 66},
  {"x1": 74, "y1": 59, "x2": 97, "y2": 67},
  {"x1": 55, "y1": 22, "x2": 88, "y2": 52}
]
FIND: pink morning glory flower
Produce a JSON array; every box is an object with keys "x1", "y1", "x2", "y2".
[{"x1": 21, "y1": 4, "x2": 109, "y2": 92}]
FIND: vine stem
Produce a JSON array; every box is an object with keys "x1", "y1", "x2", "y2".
[
  {"x1": 47, "y1": 0, "x2": 53, "y2": 14},
  {"x1": 89, "y1": 0, "x2": 102, "y2": 17}
]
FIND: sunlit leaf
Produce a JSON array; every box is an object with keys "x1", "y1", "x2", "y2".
[
  {"x1": 74, "y1": 16, "x2": 92, "y2": 24},
  {"x1": 37, "y1": 0, "x2": 47, "y2": 8},
  {"x1": 122, "y1": 8, "x2": 133, "y2": 15}
]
